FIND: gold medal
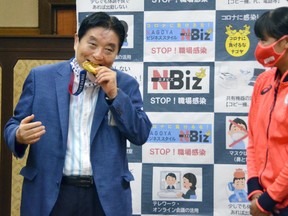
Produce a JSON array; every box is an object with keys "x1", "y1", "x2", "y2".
[{"x1": 82, "y1": 61, "x2": 99, "y2": 75}]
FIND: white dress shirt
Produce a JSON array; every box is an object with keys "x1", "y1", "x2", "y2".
[{"x1": 63, "y1": 58, "x2": 99, "y2": 176}]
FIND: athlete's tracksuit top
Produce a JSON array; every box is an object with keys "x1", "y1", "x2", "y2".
[{"x1": 247, "y1": 67, "x2": 288, "y2": 213}]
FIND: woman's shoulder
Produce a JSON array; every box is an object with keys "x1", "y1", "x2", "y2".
[
  {"x1": 254, "y1": 68, "x2": 277, "y2": 86},
  {"x1": 257, "y1": 68, "x2": 277, "y2": 80}
]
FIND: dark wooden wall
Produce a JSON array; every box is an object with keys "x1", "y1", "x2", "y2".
[
  {"x1": 0, "y1": 35, "x2": 74, "y2": 216},
  {"x1": 0, "y1": 1, "x2": 75, "y2": 215}
]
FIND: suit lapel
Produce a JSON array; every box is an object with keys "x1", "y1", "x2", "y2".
[
  {"x1": 90, "y1": 89, "x2": 109, "y2": 143},
  {"x1": 54, "y1": 62, "x2": 109, "y2": 146},
  {"x1": 55, "y1": 62, "x2": 71, "y2": 147}
]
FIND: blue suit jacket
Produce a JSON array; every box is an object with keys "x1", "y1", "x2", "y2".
[{"x1": 4, "y1": 60, "x2": 152, "y2": 216}]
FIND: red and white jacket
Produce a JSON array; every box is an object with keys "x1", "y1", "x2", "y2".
[{"x1": 247, "y1": 67, "x2": 288, "y2": 213}]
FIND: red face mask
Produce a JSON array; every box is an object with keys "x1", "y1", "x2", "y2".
[{"x1": 254, "y1": 35, "x2": 288, "y2": 67}]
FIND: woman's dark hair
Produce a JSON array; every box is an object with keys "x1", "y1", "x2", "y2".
[
  {"x1": 183, "y1": 173, "x2": 197, "y2": 191},
  {"x1": 254, "y1": 7, "x2": 288, "y2": 40},
  {"x1": 78, "y1": 12, "x2": 125, "y2": 53}
]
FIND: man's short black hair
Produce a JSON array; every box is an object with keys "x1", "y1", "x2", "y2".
[
  {"x1": 78, "y1": 12, "x2": 126, "y2": 53},
  {"x1": 165, "y1": 173, "x2": 176, "y2": 179}
]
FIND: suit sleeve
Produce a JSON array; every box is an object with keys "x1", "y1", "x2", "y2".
[
  {"x1": 247, "y1": 78, "x2": 264, "y2": 199},
  {"x1": 108, "y1": 80, "x2": 152, "y2": 145},
  {"x1": 4, "y1": 70, "x2": 35, "y2": 158}
]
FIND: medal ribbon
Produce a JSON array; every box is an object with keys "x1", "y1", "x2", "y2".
[{"x1": 68, "y1": 70, "x2": 87, "y2": 96}]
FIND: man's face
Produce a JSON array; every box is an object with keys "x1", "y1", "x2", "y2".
[
  {"x1": 228, "y1": 123, "x2": 246, "y2": 140},
  {"x1": 74, "y1": 27, "x2": 119, "y2": 68},
  {"x1": 229, "y1": 123, "x2": 245, "y2": 134},
  {"x1": 166, "y1": 176, "x2": 176, "y2": 186}
]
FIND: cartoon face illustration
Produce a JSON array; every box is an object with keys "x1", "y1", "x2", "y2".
[
  {"x1": 228, "y1": 168, "x2": 249, "y2": 203},
  {"x1": 228, "y1": 125, "x2": 246, "y2": 141},
  {"x1": 228, "y1": 118, "x2": 247, "y2": 141},
  {"x1": 227, "y1": 117, "x2": 248, "y2": 149},
  {"x1": 234, "y1": 178, "x2": 246, "y2": 190},
  {"x1": 183, "y1": 177, "x2": 192, "y2": 189},
  {"x1": 176, "y1": 173, "x2": 197, "y2": 199},
  {"x1": 165, "y1": 173, "x2": 177, "y2": 189},
  {"x1": 166, "y1": 175, "x2": 176, "y2": 186}
]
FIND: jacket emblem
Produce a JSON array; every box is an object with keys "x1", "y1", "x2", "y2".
[{"x1": 261, "y1": 85, "x2": 272, "y2": 95}]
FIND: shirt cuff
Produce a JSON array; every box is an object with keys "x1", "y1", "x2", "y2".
[
  {"x1": 105, "y1": 96, "x2": 115, "y2": 105},
  {"x1": 247, "y1": 177, "x2": 263, "y2": 195},
  {"x1": 257, "y1": 191, "x2": 278, "y2": 212}
]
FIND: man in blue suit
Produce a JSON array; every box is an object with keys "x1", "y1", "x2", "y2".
[{"x1": 4, "y1": 12, "x2": 152, "y2": 216}]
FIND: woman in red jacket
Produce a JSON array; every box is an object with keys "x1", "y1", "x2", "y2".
[{"x1": 247, "y1": 7, "x2": 288, "y2": 216}]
